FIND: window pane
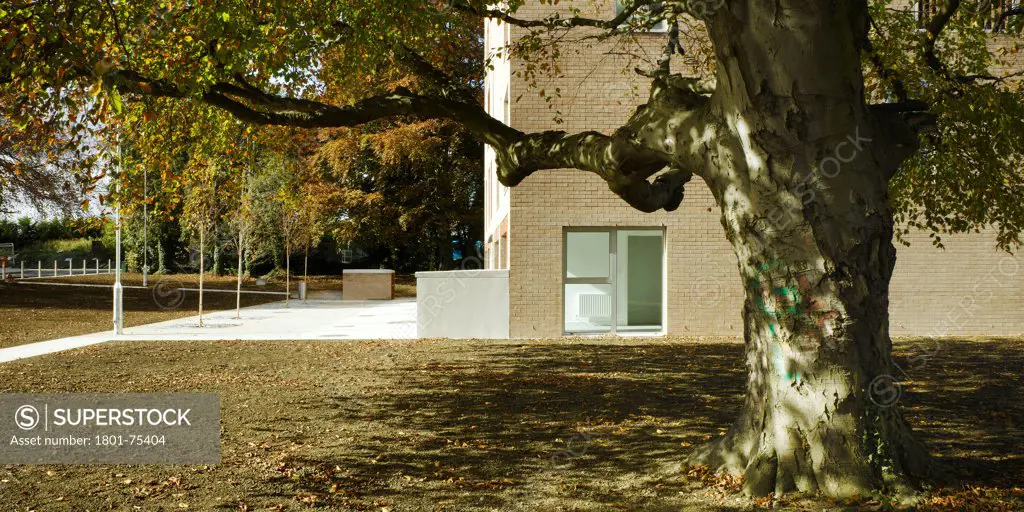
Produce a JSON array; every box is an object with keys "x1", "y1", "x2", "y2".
[
  {"x1": 565, "y1": 231, "x2": 610, "y2": 279},
  {"x1": 565, "y1": 283, "x2": 614, "y2": 333},
  {"x1": 616, "y1": 230, "x2": 663, "y2": 331}
]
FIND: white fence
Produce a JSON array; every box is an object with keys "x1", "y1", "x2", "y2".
[{"x1": 1, "y1": 258, "x2": 123, "y2": 280}]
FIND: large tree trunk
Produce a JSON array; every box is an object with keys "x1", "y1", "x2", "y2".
[
  {"x1": 685, "y1": 0, "x2": 943, "y2": 497},
  {"x1": 688, "y1": 169, "x2": 938, "y2": 496}
]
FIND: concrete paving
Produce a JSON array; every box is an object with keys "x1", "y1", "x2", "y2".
[{"x1": 0, "y1": 299, "x2": 417, "y2": 363}]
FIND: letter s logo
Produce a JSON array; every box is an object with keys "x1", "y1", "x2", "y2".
[{"x1": 15, "y1": 405, "x2": 40, "y2": 430}]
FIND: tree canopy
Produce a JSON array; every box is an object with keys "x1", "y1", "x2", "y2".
[{"x1": 1, "y1": 0, "x2": 1022, "y2": 245}]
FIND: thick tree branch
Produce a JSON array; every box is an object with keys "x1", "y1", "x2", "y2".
[
  {"x1": 864, "y1": 15, "x2": 908, "y2": 102},
  {"x1": 452, "y1": 0, "x2": 650, "y2": 30},
  {"x1": 922, "y1": 0, "x2": 961, "y2": 81},
  {"x1": 611, "y1": 166, "x2": 693, "y2": 212},
  {"x1": 869, "y1": 103, "x2": 933, "y2": 179},
  {"x1": 101, "y1": 56, "x2": 709, "y2": 213},
  {"x1": 994, "y1": 6, "x2": 1023, "y2": 32},
  {"x1": 918, "y1": 0, "x2": 1005, "y2": 84}
]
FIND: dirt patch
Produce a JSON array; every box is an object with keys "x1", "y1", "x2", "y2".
[{"x1": 0, "y1": 337, "x2": 1020, "y2": 511}]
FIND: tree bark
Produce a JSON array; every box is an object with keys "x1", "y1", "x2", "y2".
[
  {"x1": 212, "y1": 243, "x2": 222, "y2": 275},
  {"x1": 687, "y1": 168, "x2": 939, "y2": 496},
  {"x1": 155, "y1": 242, "x2": 168, "y2": 274},
  {"x1": 682, "y1": 0, "x2": 943, "y2": 497}
]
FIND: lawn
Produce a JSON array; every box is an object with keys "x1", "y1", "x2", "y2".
[
  {"x1": 0, "y1": 282, "x2": 282, "y2": 349},
  {"x1": 0, "y1": 337, "x2": 1021, "y2": 511},
  {"x1": 29, "y1": 272, "x2": 418, "y2": 297},
  {"x1": 7, "y1": 238, "x2": 109, "y2": 264},
  {"x1": 0, "y1": 274, "x2": 417, "y2": 349}
]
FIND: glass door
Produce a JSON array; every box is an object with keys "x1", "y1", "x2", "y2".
[{"x1": 615, "y1": 229, "x2": 664, "y2": 332}]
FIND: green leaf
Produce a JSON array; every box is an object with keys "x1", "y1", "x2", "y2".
[{"x1": 108, "y1": 87, "x2": 123, "y2": 115}]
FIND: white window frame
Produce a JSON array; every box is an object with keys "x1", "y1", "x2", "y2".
[{"x1": 562, "y1": 227, "x2": 666, "y2": 336}]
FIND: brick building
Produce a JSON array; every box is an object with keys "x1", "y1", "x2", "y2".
[{"x1": 481, "y1": 1, "x2": 1024, "y2": 338}]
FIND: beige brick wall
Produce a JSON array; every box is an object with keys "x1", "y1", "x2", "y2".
[{"x1": 497, "y1": 1, "x2": 1024, "y2": 338}]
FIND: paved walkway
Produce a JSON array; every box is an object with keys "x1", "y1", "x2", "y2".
[{"x1": 0, "y1": 299, "x2": 417, "y2": 363}]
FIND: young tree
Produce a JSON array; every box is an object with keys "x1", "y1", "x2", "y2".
[
  {"x1": 179, "y1": 158, "x2": 237, "y2": 325},
  {"x1": 5, "y1": 0, "x2": 1024, "y2": 498},
  {"x1": 280, "y1": 194, "x2": 299, "y2": 308},
  {"x1": 179, "y1": 164, "x2": 216, "y2": 326},
  {"x1": 293, "y1": 181, "x2": 338, "y2": 302},
  {"x1": 229, "y1": 159, "x2": 255, "y2": 318},
  {"x1": 245, "y1": 154, "x2": 287, "y2": 273}
]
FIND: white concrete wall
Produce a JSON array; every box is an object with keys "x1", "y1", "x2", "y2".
[{"x1": 416, "y1": 270, "x2": 510, "y2": 339}]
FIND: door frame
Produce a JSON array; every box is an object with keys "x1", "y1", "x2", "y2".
[{"x1": 561, "y1": 226, "x2": 666, "y2": 336}]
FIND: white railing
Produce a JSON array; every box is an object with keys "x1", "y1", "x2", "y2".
[{"x1": 1, "y1": 259, "x2": 123, "y2": 280}]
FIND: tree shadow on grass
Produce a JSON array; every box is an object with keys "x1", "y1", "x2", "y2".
[
  {"x1": 893, "y1": 338, "x2": 1024, "y2": 488},
  {"x1": 246, "y1": 339, "x2": 1021, "y2": 510},
  {"x1": 279, "y1": 342, "x2": 747, "y2": 510}
]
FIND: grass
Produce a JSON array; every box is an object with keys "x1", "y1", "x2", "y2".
[
  {"x1": 0, "y1": 273, "x2": 416, "y2": 349},
  {"x1": 0, "y1": 337, "x2": 1021, "y2": 511},
  {"x1": 0, "y1": 281, "x2": 282, "y2": 349},
  {"x1": 7, "y1": 238, "x2": 108, "y2": 264}
]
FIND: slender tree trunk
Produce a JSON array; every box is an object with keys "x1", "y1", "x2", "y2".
[
  {"x1": 236, "y1": 231, "x2": 243, "y2": 319},
  {"x1": 157, "y1": 229, "x2": 175, "y2": 273},
  {"x1": 303, "y1": 244, "x2": 308, "y2": 304},
  {"x1": 285, "y1": 232, "x2": 290, "y2": 308},
  {"x1": 436, "y1": 233, "x2": 452, "y2": 271},
  {"x1": 198, "y1": 228, "x2": 205, "y2": 327},
  {"x1": 212, "y1": 242, "x2": 222, "y2": 275},
  {"x1": 156, "y1": 242, "x2": 167, "y2": 274},
  {"x1": 682, "y1": 0, "x2": 942, "y2": 497}
]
